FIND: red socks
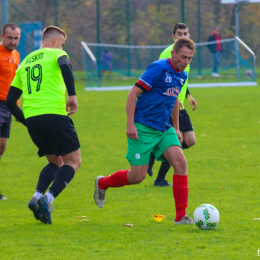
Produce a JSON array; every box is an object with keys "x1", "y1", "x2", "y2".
[
  {"x1": 173, "y1": 175, "x2": 189, "y2": 221},
  {"x1": 98, "y1": 170, "x2": 130, "y2": 190},
  {"x1": 98, "y1": 171, "x2": 188, "y2": 222}
]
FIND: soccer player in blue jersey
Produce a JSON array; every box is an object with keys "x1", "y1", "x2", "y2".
[
  {"x1": 94, "y1": 37, "x2": 196, "y2": 224},
  {"x1": 148, "y1": 23, "x2": 198, "y2": 187}
]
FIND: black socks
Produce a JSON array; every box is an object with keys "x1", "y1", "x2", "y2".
[
  {"x1": 36, "y1": 163, "x2": 60, "y2": 194},
  {"x1": 156, "y1": 161, "x2": 171, "y2": 182},
  {"x1": 48, "y1": 165, "x2": 75, "y2": 198},
  {"x1": 182, "y1": 141, "x2": 189, "y2": 150},
  {"x1": 148, "y1": 152, "x2": 155, "y2": 168}
]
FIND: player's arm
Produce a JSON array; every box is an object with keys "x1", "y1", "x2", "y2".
[
  {"x1": 171, "y1": 99, "x2": 181, "y2": 140},
  {"x1": 186, "y1": 87, "x2": 197, "y2": 111},
  {"x1": 185, "y1": 87, "x2": 190, "y2": 98},
  {"x1": 126, "y1": 62, "x2": 159, "y2": 139},
  {"x1": 126, "y1": 86, "x2": 143, "y2": 140},
  {"x1": 58, "y1": 55, "x2": 77, "y2": 115},
  {"x1": 6, "y1": 87, "x2": 26, "y2": 126}
]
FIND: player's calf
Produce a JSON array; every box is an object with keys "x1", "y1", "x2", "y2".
[{"x1": 127, "y1": 165, "x2": 148, "y2": 184}]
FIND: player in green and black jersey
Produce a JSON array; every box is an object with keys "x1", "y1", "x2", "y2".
[{"x1": 6, "y1": 26, "x2": 81, "y2": 224}]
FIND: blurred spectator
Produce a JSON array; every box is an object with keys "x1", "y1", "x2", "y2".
[
  {"x1": 100, "y1": 49, "x2": 113, "y2": 77},
  {"x1": 207, "y1": 28, "x2": 222, "y2": 78}
]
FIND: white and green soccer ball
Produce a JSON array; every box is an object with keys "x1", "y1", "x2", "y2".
[{"x1": 193, "y1": 204, "x2": 220, "y2": 230}]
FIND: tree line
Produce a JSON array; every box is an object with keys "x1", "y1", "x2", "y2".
[{"x1": 3, "y1": 0, "x2": 260, "y2": 68}]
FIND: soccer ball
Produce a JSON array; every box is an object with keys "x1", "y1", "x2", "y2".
[
  {"x1": 193, "y1": 204, "x2": 220, "y2": 230},
  {"x1": 246, "y1": 69, "x2": 253, "y2": 77}
]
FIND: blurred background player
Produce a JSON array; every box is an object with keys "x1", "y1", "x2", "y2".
[
  {"x1": 100, "y1": 49, "x2": 113, "y2": 77},
  {"x1": 0, "y1": 23, "x2": 21, "y2": 200},
  {"x1": 207, "y1": 27, "x2": 222, "y2": 78},
  {"x1": 94, "y1": 38, "x2": 196, "y2": 225},
  {"x1": 148, "y1": 23, "x2": 197, "y2": 187},
  {"x1": 6, "y1": 26, "x2": 81, "y2": 224}
]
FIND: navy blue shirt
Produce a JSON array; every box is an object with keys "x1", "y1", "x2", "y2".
[{"x1": 134, "y1": 58, "x2": 187, "y2": 132}]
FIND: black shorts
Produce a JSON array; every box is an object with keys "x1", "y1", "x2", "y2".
[
  {"x1": 0, "y1": 101, "x2": 12, "y2": 138},
  {"x1": 26, "y1": 114, "x2": 80, "y2": 157},
  {"x1": 170, "y1": 109, "x2": 193, "y2": 133}
]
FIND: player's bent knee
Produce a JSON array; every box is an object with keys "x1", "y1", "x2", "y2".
[
  {"x1": 67, "y1": 156, "x2": 81, "y2": 173},
  {"x1": 188, "y1": 137, "x2": 196, "y2": 147},
  {"x1": 135, "y1": 173, "x2": 146, "y2": 183},
  {"x1": 131, "y1": 176, "x2": 145, "y2": 184},
  {"x1": 75, "y1": 157, "x2": 82, "y2": 172},
  {"x1": 62, "y1": 149, "x2": 81, "y2": 172},
  {"x1": 184, "y1": 133, "x2": 196, "y2": 147},
  {"x1": 128, "y1": 168, "x2": 147, "y2": 184},
  {"x1": 174, "y1": 155, "x2": 187, "y2": 172}
]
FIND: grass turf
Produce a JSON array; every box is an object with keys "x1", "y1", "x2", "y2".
[{"x1": 0, "y1": 79, "x2": 260, "y2": 259}]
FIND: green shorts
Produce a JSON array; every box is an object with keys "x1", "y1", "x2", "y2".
[{"x1": 126, "y1": 122, "x2": 181, "y2": 166}]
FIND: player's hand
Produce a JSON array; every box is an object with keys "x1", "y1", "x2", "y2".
[
  {"x1": 15, "y1": 118, "x2": 20, "y2": 122},
  {"x1": 175, "y1": 129, "x2": 182, "y2": 141},
  {"x1": 66, "y1": 95, "x2": 78, "y2": 115},
  {"x1": 178, "y1": 99, "x2": 184, "y2": 110},
  {"x1": 126, "y1": 123, "x2": 139, "y2": 140},
  {"x1": 188, "y1": 95, "x2": 197, "y2": 110}
]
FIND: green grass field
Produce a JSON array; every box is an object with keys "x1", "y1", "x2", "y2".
[{"x1": 1, "y1": 78, "x2": 260, "y2": 259}]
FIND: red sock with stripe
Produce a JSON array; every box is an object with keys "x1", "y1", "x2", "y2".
[
  {"x1": 173, "y1": 175, "x2": 189, "y2": 221},
  {"x1": 98, "y1": 170, "x2": 130, "y2": 190}
]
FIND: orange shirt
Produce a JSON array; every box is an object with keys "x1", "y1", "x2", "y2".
[{"x1": 0, "y1": 43, "x2": 20, "y2": 104}]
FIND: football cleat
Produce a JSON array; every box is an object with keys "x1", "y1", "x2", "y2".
[{"x1": 94, "y1": 175, "x2": 106, "y2": 208}]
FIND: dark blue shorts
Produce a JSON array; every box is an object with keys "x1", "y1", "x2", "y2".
[
  {"x1": 0, "y1": 101, "x2": 12, "y2": 138},
  {"x1": 26, "y1": 114, "x2": 80, "y2": 157}
]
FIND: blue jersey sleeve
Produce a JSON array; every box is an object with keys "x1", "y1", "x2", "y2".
[{"x1": 135, "y1": 62, "x2": 162, "y2": 91}]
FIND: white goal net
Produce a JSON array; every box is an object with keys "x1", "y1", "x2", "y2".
[{"x1": 81, "y1": 37, "x2": 256, "y2": 91}]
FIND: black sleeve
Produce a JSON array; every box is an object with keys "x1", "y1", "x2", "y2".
[
  {"x1": 58, "y1": 55, "x2": 76, "y2": 96},
  {"x1": 186, "y1": 87, "x2": 190, "y2": 98},
  {"x1": 135, "y1": 82, "x2": 148, "y2": 92},
  {"x1": 5, "y1": 87, "x2": 26, "y2": 126}
]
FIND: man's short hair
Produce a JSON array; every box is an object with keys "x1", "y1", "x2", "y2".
[
  {"x1": 172, "y1": 23, "x2": 189, "y2": 35},
  {"x1": 173, "y1": 37, "x2": 196, "y2": 54},
  {"x1": 2, "y1": 23, "x2": 21, "y2": 35},
  {"x1": 42, "y1": 25, "x2": 67, "y2": 41}
]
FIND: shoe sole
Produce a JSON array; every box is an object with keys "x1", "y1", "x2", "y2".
[
  {"x1": 38, "y1": 197, "x2": 52, "y2": 224},
  {"x1": 174, "y1": 216, "x2": 194, "y2": 225},
  {"x1": 28, "y1": 201, "x2": 41, "y2": 221},
  {"x1": 153, "y1": 182, "x2": 172, "y2": 187},
  {"x1": 174, "y1": 221, "x2": 194, "y2": 225},
  {"x1": 94, "y1": 176, "x2": 105, "y2": 208},
  {"x1": 154, "y1": 184, "x2": 172, "y2": 187}
]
